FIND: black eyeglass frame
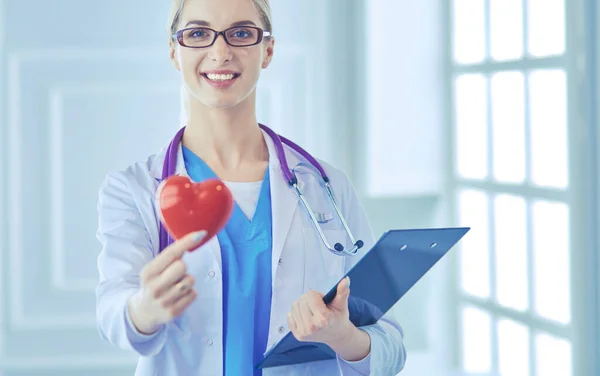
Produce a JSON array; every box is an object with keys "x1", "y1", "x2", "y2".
[{"x1": 172, "y1": 26, "x2": 272, "y2": 48}]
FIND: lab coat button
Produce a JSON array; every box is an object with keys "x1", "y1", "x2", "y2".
[
  {"x1": 206, "y1": 338, "x2": 213, "y2": 346},
  {"x1": 208, "y1": 270, "x2": 215, "y2": 278},
  {"x1": 278, "y1": 326, "x2": 285, "y2": 333},
  {"x1": 278, "y1": 258, "x2": 283, "y2": 265}
]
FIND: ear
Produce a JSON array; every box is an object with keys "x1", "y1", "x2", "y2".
[
  {"x1": 262, "y1": 37, "x2": 275, "y2": 69},
  {"x1": 169, "y1": 38, "x2": 181, "y2": 71}
]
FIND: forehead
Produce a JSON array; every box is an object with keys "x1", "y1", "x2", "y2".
[{"x1": 180, "y1": 0, "x2": 261, "y2": 28}]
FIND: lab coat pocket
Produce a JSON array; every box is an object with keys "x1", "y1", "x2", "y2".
[{"x1": 301, "y1": 228, "x2": 347, "y2": 293}]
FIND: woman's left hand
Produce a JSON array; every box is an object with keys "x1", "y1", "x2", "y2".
[
  {"x1": 287, "y1": 276, "x2": 355, "y2": 347},
  {"x1": 287, "y1": 276, "x2": 371, "y2": 361}
]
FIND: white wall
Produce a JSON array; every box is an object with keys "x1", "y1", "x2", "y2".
[
  {"x1": 353, "y1": 0, "x2": 457, "y2": 375},
  {"x1": 364, "y1": 0, "x2": 445, "y2": 197}
]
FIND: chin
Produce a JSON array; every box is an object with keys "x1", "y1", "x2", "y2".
[
  {"x1": 193, "y1": 92, "x2": 242, "y2": 110},
  {"x1": 196, "y1": 86, "x2": 255, "y2": 110},
  {"x1": 203, "y1": 98, "x2": 243, "y2": 109},
  {"x1": 186, "y1": 76, "x2": 257, "y2": 110}
]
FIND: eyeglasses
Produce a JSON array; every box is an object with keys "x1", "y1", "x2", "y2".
[{"x1": 172, "y1": 26, "x2": 271, "y2": 48}]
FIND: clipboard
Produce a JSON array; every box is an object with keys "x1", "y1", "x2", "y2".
[{"x1": 257, "y1": 226, "x2": 470, "y2": 369}]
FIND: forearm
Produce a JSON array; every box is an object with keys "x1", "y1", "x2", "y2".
[{"x1": 327, "y1": 325, "x2": 371, "y2": 362}]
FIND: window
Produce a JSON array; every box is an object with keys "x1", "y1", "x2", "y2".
[{"x1": 449, "y1": 0, "x2": 574, "y2": 375}]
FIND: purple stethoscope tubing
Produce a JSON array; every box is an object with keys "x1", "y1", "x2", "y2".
[{"x1": 158, "y1": 124, "x2": 363, "y2": 256}]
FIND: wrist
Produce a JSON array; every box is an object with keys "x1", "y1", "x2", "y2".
[
  {"x1": 326, "y1": 323, "x2": 371, "y2": 362},
  {"x1": 324, "y1": 320, "x2": 356, "y2": 348},
  {"x1": 326, "y1": 322, "x2": 360, "y2": 350},
  {"x1": 127, "y1": 294, "x2": 160, "y2": 335}
]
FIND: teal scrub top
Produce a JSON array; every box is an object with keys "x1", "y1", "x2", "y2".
[{"x1": 182, "y1": 145, "x2": 273, "y2": 376}]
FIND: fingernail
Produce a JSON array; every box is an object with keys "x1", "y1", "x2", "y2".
[
  {"x1": 347, "y1": 276, "x2": 351, "y2": 288},
  {"x1": 191, "y1": 231, "x2": 207, "y2": 242}
]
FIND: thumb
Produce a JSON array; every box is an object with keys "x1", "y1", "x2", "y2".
[{"x1": 330, "y1": 277, "x2": 351, "y2": 310}]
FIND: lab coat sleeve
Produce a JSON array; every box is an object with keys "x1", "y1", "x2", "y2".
[
  {"x1": 95, "y1": 171, "x2": 168, "y2": 356},
  {"x1": 337, "y1": 351, "x2": 372, "y2": 375},
  {"x1": 335, "y1": 171, "x2": 407, "y2": 375}
]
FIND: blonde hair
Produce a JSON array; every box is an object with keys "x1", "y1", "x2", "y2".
[{"x1": 168, "y1": 0, "x2": 273, "y2": 36}]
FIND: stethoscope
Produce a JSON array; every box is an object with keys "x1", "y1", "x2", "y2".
[{"x1": 158, "y1": 124, "x2": 364, "y2": 256}]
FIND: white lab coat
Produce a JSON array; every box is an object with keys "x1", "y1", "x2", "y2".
[{"x1": 95, "y1": 129, "x2": 406, "y2": 375}]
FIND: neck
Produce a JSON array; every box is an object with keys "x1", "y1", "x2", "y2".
[{"x1": 182, "y1": 92, "x2": 268, "y2": 170}]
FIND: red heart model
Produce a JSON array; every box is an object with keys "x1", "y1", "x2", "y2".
[{"x1": 156, "y1": 175, "x2": 234, "y2": 248}]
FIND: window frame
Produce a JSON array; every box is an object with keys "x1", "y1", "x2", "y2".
[{"x1": 445, "y1": 0, "x2": 600, "y2": 375}]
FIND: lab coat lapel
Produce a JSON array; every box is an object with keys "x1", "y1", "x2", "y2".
[{"x1": 262, "y1": 130, "x2": 304, "y2": 286}]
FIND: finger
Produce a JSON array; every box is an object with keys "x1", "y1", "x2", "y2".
[
  {"x1": 142, "y1": 231, "x2": 206, "y2": 281},
  {"x1": 150, "y1": 260, "x2": 188, "y2": 298},
  {"x1": 292, "y1": 301, "x2": 305, "y2": 334},
  {"x1": 332, "y1": 276, "x2": 351, "y2": 300},
  {"x1": 330, "y1": 277, "x2": 351, "y2": 311},
  {"x1": 161, "y1": 286, "x2": 195, "y2": 313},
  {"x1": 168, "y1": 289, "x2": 197, "y2": 319},
  {"x1": 160, "y1": 274, "x2": 195, "y2": 307},
  {"x1": 304, "y1": 292, "x2": 330, "y2": 327},
  {"x1": 338, "y1": 276, "x2": 350, "y2": 292},
  {"x1": 298, "y1": 299, "x2": 315, "y2": 332},
  {"x1": 287, "y1": 312, "x2": 297, "y2": 333}
]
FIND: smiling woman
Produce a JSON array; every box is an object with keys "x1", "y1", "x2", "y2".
[
  {"x1": 167, "y1": 0, "x2": 274, "y2": 112},
  {"x1": 94, "y1": 0, "x2": 406, "y2": 375}
]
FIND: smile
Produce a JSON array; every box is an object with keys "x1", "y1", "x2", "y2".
[
  {"x1": 202, "y1": 73, "x2": 240, "y2": 81},
  {"x1": 200, "y1": 72, "x2": 240, "y2": 89}
]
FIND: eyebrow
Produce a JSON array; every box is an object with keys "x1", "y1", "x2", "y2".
[{"x1": 184, "y1": 20, "x2": 257, "y2": 28}]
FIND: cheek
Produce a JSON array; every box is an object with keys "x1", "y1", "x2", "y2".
[
  {"x1": 177, "y1": 49, "x2": 203, "y2": 74},
  {"x1": 239, "y1": 51, "x2": 265, "y2": 76}
]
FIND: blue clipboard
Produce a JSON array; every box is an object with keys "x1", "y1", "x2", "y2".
[{"x1": 256, "y1": 226, "x2": 470, "y2": 369}]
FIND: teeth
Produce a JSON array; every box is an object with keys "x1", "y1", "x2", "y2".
[{"x1": 206, "y1": 73, "x2": 235, "y2": 81}]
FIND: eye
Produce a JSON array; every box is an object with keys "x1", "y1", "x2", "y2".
[
  {"x1": 188, "y1": 28, "x2": 210, "y2": 38},
  {"x1": 230, "y1": 28, "x2": 253, "y2": 39},
  {"x1": 235, "y1": 30, "x2": 249, "y2": 38}
]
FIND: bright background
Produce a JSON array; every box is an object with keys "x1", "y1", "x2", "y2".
[{"x1": 0, "y1": 0, "x2": 599, "y2": 375}]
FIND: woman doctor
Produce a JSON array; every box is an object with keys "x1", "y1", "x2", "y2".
[{"x1": 95, "y1": 0, "x2": 406, "y2": 375}]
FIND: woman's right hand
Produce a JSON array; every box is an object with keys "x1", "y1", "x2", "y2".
[{"x1": 127, "y1": 231, "x2": 207, "y2": 335}]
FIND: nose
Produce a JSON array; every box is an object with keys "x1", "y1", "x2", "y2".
[{"x1": 208, "y1": 34, "x2": 233, "y2": 65}]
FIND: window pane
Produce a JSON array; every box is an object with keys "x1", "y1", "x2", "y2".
[
  {"x1": 498, "y1": 319, "x2": 530, "y2": 376},
  {"x1": 489, "y1": 0, "x2": 524, "y2": 61},
  {"x1": 491, "y1": 71, "x2": 526, "y2": 183},
  {"x1": 455, "y1": 74, "x2": 488, "y2": 180},
  {"x1": 453, "y1": 0, "x2": 486, "y2": 64},
  {"x1": 458, "y1": 189, "x2": 490, "y2": 298},
  {"x1": 364, "y1": 0, "x2": 445, "y2": 196},
  {"x1": 527, "y1": 0, "x2": 565, "y2": 57},
  {"x1": 532, "y1": 200, "x2": 571, "y2": 324},
  {"x1": 529, "y1": 69, "x2": 568, "y2": 189},
  {"x1": 536, "y1": 333, "x2": 572, "y2": 376},
  {"x1": 461, "y1": 306, "x2": 492, "y2": 373},
  {"x1": 494, "y1": 194, "x2": 528, "y2": 311}
]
